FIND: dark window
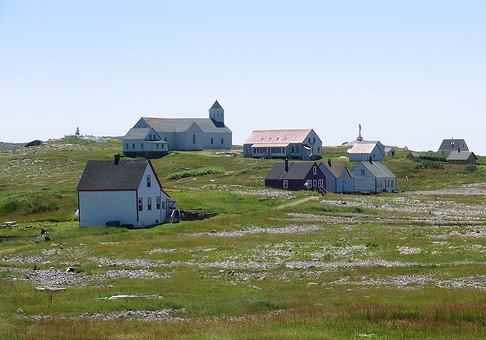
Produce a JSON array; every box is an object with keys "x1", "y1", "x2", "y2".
[
  {"x1": 193, "y1": 134, "x2": 196, "y2": 144},
  {"x1": 147, "y1": 197, "x2": 152, "y2": 211},
  {"x1": 138, "y1": 198, "x2": 143, "y2": 211},
  {"x1": 221, "y1": 138, "x2": 224, "y2": 144},
  {"x1": 156, "y1": 196, "x2": 161, "y2": 209},
  {"x1": 147, "y1": 175, "x2": 151, "y2": 187},
  {"x1": 211, "y1": 138, "x2": 213, "y2": 144}
]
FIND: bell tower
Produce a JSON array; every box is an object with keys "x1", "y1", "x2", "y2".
[{"x1": 209, "y1": 100, "x2": 225, "y2": 127}]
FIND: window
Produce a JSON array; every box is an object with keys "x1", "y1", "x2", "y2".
[
  {"x1": 125, "y1": 143, "x2": 129, "y2": 150},
  {"x1": 132, "y1": 143, "x2": 135, "y2": 149},
  {"x1": 221, "y1": 138, "x2": 224, "y2": 144},
  {"x1": 147, "y1": 175, "x2": 151, "y2": 187},
  {"x1": 313, "y1": 166, "x2": 317, "y2": 175},
  {"x1": 211, "y1": 137, "x2": 213, "y2": 144},
  {"x1": 318, "y1": 179, "x2": 324, "y2": 188},
  {"x1": 193, "y1": 134, "x2": 196, "y2": 144},
  {"x1": 283, "y1": 180, "x2": 288, "y2": 189},
  {"x1": 156, "y1": 196, "x2": 161, "y2": 209},
  {"x1": 162, "y1": 201, "x2": 166, "y2": 209},
  {"x1": 306, "y1": 180, "x2": 312, "y2": 188},
  {"x1": 141, "y1": 143, "x2": 144, "y2": 150},
  {"x1": 360, "y1": 169, "x2": 365, "y2": 176},
  {"x1": 138, "y1": 198, "x2": 143, "y2": 211},
  {"x1": 147, "y1": 197, "x2": 152, "y2": 210}
]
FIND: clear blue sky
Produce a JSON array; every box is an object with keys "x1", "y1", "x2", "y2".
[{"x1": 1, "y1": 1, "x2": 485, "y2": 154}]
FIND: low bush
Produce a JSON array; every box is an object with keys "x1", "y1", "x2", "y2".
[{"x1": 166, "y1": 166, "x2": 226, "y2": 180}]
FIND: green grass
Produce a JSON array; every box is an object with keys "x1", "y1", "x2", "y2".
[{"x1": 1, "y1": 138, "x2": 486, "y2": 339}]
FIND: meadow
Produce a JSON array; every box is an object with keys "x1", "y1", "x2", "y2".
[{"x1": 0, "y1": 138, "x2": 485, "y2": 339}]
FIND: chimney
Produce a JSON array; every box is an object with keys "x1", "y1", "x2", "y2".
[
  {"x1": 369, "y1": 156, "x2": 373, "y2": 164},
  {"x1": 114, "y1": 154, "x2": 120, "y2": 165},
  {"x1": 285, "y1": 158, "x2": 289, "y2": 172},
  {"x1": 328, "y1": 158, "x2": 331, "y2": 167}
]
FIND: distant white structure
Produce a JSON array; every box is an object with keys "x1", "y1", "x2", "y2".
[{"x1": 357, "y1": 124, "x2": 363, "y2": 142}]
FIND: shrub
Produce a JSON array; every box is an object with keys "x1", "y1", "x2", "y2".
[{"x1": 166, "y1": 166, "x2": 225, "y2": 180}]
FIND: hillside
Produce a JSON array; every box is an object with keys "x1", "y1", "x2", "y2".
[
  {"x1": 1, "y1": 137, "x2": 486, "y2": 338},
  {"x1": 1, "y1": 137, "x2": 485, "y2": 222}
]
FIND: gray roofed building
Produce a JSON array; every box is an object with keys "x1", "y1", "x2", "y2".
[
  {"x1": 123, "y1": 101, "x2": 232, "y2": 158},
  {"x1": 77, "y1": 158, "x2": 175, "y2": 228},
  {"x1": 77, "y1": 159, "x2": 157, "y2": 191},
  {"x1": 351, "y1": 160, "x2": 396, "y2": 193}
]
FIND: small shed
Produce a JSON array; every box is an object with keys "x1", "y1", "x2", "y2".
[
  {"x1": 265, "y1": 160, "x2": 326, "y2": 194},
  {"x1": 385, "y1": 147, "x2": 395, "y2": 157},
  {"x1": 446, "y1": 151, "x2": 477, "y2": 165},
  {"x1": 406, "y1": 152, "x2": 420, "y2": 161}
]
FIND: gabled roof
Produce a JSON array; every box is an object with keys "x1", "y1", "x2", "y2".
[
  {"x1": 438, "y1": 139, "x2": 468, "y2": 151},
  {"x1": 245, "y1": 129, "x2": 317, "y2": 145},
  {"x1": 358, "y1": 161, "x2": 395, "y2": 179},
  {"x1": 77, "y1": 159, "x2": 156, "y2": 191},
  {"x1": 123, "y1": 127, "x2": 153, "y2": 139},
  {"x1": 446, "y1": 151, "x2": 477, "y2": 161},
  {"x1": 408, "y1": 151, "x2": 420, "y2": 158},
  {"x1": 265, "y1": 161, "x2": 317, "y2": 180},
  {"x1": 347, "y1": 141, "x2": 384, "y2": 154},
  {"x1": 142, "y1": 117, "x2": 232, "y2": 134},
  {"x1": 320, "y1": 161, "x2": 349, "y2": 179}
]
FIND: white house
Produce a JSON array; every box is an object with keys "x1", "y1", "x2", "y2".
[
  {"x1": 347, "y1": 141, "x2": 385, "y2": 162},
  {"x1": 123, "y1": 101, "x2": 232, "y2": 158},
  {"x1": 243, "y1": 129, "x2": 322, "y2": 160},
  {"x1": 351, "y1": 160, "x2": 396, "y2": 193},
  {"x1": 77, "y1": 157, "x2": 175, "y2": 228},
  {"x1": 319, "y1": 160, "x2": 354, "y2": 194}
]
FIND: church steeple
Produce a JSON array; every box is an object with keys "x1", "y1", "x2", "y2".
[{"x1": 209, "y1": 100, "x2": 225, "y2": 127}]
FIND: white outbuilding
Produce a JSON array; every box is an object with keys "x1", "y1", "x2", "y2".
[{"x1": 77, "y1": 156, "x2": 175, "y2": 228}]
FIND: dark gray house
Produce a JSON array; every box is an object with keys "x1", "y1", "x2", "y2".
[
  {"x1": 265, "y1": 160, "x2": 326, "y2": 194},
  {"x1": 438, "y1": 138, "x2": 469, "y2": 157}
]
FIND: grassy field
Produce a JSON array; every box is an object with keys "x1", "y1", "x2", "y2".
[{"x1": 0, "y1": 138, "x2": 486, "y2": 339}]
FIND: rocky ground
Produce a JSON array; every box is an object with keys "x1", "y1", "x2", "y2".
[{"x1": 2, "y1": 184, "x2": 486, "y2": 321}]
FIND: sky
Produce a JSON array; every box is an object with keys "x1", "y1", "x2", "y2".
[{"x1": 1, "y1": 1, "x2": 485, "y2": 154}]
